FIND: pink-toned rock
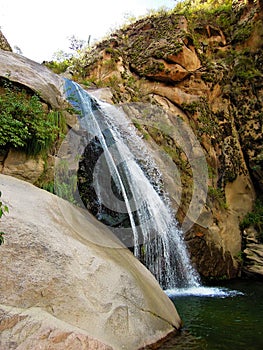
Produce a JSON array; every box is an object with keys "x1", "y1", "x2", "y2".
[{"x1": 0, "y1": 305, "x2": 112, "y2": 350}]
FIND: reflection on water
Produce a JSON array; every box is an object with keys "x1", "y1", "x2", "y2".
[
  {"x1": 162, "y1": 330, "x2": 208, "y2": 349},
  {"x1": 160, "y1": 280, "x2": 263, "y2": 350}
]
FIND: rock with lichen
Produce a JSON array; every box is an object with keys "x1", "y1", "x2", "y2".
[{"x1": 0, "y1": 30, "x2": 12, "y2": 51}]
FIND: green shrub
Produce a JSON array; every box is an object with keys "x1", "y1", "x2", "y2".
[
  {"x1": 44, "y1": 59, "x2": 71, "y2": 74},
  {"x1": 232, "y1": 21, "x2": 253, "y2": 43},
  {"x1": 240, "y1": 198, "x2": 263, "y2": 242},
  {"x1": 208, "y1": 186, "x2": 228, "y2": 209},
  {"x1": 0, "y1": 80, "x2": 65, "y2": 155}
]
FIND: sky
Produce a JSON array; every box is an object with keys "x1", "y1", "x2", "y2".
[{"x1": 0, "y1": 0, "x2": 176, "y2": 63}]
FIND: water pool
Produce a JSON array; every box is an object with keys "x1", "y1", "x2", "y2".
[{"x1": 161, "y1": 280, "x2": 263, "y2": 349}]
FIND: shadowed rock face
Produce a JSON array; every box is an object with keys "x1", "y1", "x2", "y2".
[{"x1": 0, "y1": 174, "x2": 181, "y2": 350}]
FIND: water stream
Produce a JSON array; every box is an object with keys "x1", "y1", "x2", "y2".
[{"x1": 63, "y1": 78, "x2": 200, "y2": 289}]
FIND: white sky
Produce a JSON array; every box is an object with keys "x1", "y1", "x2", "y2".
[{"x1": 0, "y1": 0, "x2": 175, "y2": 63}]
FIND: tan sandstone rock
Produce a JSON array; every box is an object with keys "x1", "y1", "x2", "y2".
[
  {"x1": 243, "y1": 227, "x2": 263, "y2": 278},
  {"x1": 166, "y1": 45, "x2": 201, "y2": 71},
  {"x1": 0, "y1": 174, "x2": 181, "y2": 350},
  {"x1": 2, "y1": 149, "x2": 45, "y2": 184},
  {"x1": 144, "y1": 60, "x2": 190, "y2": 83},
  {"x1": 149, "y1": 83, "x2": 200, "y2": 106}
]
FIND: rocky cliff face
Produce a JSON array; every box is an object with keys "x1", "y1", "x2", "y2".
[
  {"x1": 1, "y1": 1, "x2": 262, "y2": 280},
  {"x1": 64, "y1": 0, "x2": 263, "y2": 280}
]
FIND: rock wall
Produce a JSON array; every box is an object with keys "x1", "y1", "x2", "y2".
[
  {"x1": 68, "y1": 0, "x2": 263, "y2": 280},
  {"x1": 0, "y1": 174, "x2": 181, "y2": 349}
]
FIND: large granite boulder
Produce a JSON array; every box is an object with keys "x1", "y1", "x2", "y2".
[
  {"x1": 0, "y1": 174, "x2": 181, "y2": 349},
  {"x1": 0, "y1": 50, "x2": 64, "y2": 109}
]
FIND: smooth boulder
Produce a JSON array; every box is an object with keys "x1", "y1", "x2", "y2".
[
  {"x1": 0, "y1": 49, "x2": 64, "y2": 109},
  {"x1": 0, "y1": 174, "x2": 181, "y2": 349}
]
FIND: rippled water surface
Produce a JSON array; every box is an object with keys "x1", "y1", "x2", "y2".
[{"x1": 161, "y1": 280, "x2": 263, "y2": 349}]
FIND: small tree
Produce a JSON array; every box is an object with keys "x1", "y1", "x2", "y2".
[
  {"x1": 68, "y1": 35, "x2": 87, "y2": 52},
  {"x1": 0, "y1": 191, "x2": 9, "y2": 245}
]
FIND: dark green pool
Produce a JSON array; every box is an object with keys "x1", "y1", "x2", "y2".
[{"x1": 161, "y1": 280, "x2": 263, "y2": 349}]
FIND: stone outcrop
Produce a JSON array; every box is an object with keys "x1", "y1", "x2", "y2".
[
  {"x1": 0, "y1": 149, "x2": 45, "y2": 184},
  {"x1": 0, "y1": 174, "x2": 181, "y2": 349},
  {"x1": 0, "y1": 49, "x2": 77, "y2": 185},
  {"x1": 243, "y1": 227, "x2": 263, "y2": 278},
  {"x1": 79, "y1": 13, "x2": 201, "y2": 90}
]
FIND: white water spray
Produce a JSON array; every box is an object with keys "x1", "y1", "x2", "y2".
[{"x1": 62, "y1": 78, "x2": 201, "y2": 289}]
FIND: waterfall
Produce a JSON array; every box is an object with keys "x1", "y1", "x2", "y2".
[{"x1": 61, "y1": 78, "x2": 200, "y2": 289}]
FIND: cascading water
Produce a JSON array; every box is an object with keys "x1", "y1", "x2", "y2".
[{"x1": 62, "y1": 78, "x2": 200, "y2": 290}]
